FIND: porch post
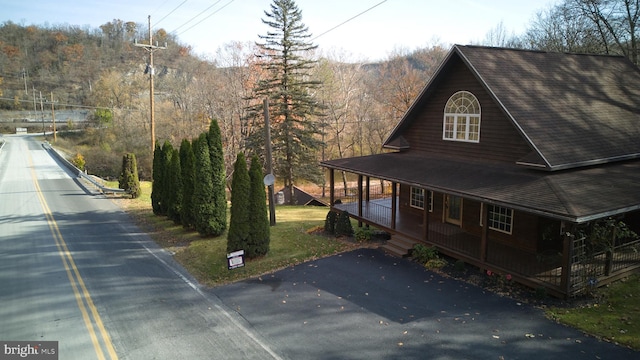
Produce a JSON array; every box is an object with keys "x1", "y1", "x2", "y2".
[
  {"x1": 329, "y1": 168, "x2": 335, "y2": 206},
  {"x1": 357, "y1": 174, "x2": 363, "y2": 219},
  {"x1": 391, "y1": 182, "x2": 397, "y2": 230},
  {"x1": 605, "y1": 226, "x2": 617, "y2": 276},
  {"x1": 560, "y1": 227, "x2": 575, "y2": 298},
  {"x1": 480, "y1": 203, "x2": 489, "y2": 263},
  {"x1": 422, "y1": 197, "x2": 429, "y2": 241},
  {"x1": 365, "y1": 176, "x2": 370, "y2": 202}
]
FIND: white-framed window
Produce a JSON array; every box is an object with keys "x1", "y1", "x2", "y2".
[
  {"x1": 443, "y1": 91, "x2": 481, "y2": 143},
  {"x1": 481, "y1": 204, "x2": 514, "y2": 234},
  {"x1": 410, "y1": 187, "x2": 433, "y2": 212}
]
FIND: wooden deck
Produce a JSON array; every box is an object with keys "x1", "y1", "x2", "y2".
[
  {"x1": 334, "y1": 198, "x2": 561, "y2": 287},
  {"x1": 334, "y1": 198, "x2": 481, "y2": 258}
]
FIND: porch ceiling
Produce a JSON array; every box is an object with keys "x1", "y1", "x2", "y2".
[{"x1": 321, "y1": 152, "x2": 640, "y2": 223}]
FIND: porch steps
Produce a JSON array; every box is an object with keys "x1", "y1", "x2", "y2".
[{"x1": 382, "y1": 235, "x2": 418, "y2": 257}]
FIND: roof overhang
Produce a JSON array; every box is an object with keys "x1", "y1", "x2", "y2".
[{"x1": 321, "y1": 152, "x2": 640, "y2": 224}]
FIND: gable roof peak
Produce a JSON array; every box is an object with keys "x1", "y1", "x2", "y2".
[{"x1": 385, "y1": 45, "x2": 640, "y2": 171}]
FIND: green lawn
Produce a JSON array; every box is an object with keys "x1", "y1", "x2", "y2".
[
  {"x1": 173, "y1": 205, "x2": 354, "y2": 286},
  {"x1": 546, "y1": 276, "x2": 640, "y2": 350}
]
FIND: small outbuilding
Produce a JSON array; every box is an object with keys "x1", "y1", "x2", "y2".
[{"x1": 277, "y1": 186, "x2": 328, "y2": 207}]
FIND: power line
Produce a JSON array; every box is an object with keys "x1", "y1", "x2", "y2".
[
  {"x1": 155, "y1": 0, "x2": 189, "y2": 28},
  {"x1": 176, "y1": 0, "x2": 235, "y2": 36},
  {"x1": 311, "y1": 0, "x2": 388, "y2": 41},
  {"x1": 151, "y1": 0, "x2": 173, "y2": 17},
  {"x1": 168, "y1": 0, "x2": 223, "y2": 34}
]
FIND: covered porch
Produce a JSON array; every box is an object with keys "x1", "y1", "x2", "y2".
[
  {"x1": 332, "y1": 194, "x2": 565, "y2": 292},
  {"x1": 328, "y1": 170, "x2": 640, "y2": 298}
]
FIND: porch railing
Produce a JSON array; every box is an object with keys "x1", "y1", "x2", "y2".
[
  {"x1": 609, "y1": 239, "x2": 640, "y2": 273},
  {"x1": 335, "y1": 184, "x2": 391, "y2": 204},
  {"x1": 334, "y1": 185, "x2": 393, "y2": 229},
  {"x1": 332, "y1": 189, "x2": 640, "y2": 297},
  {"x1": 570, "y1": 238, "x2": 640, "y2": 294}
]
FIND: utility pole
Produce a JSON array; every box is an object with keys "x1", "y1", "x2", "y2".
[
  {"x1": 32, "y1": 87, "x2": 37, "y2": 120},
  {"x1": 264, "y1": 98, "x2": 276, "y2": 226},
  {"x1": 38, "y1": 91, "x2": 45, "y2": 137},
  {"x1": 50, "y1": 92, "x2": 57, "y2": 142},
  {"x1": 134, "y1": 15, "x2": 166, "y2": 154}
]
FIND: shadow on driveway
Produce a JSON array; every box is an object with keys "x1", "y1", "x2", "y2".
[{"x1": 213, "y1": 248, "x2": 638, "y2": 360}]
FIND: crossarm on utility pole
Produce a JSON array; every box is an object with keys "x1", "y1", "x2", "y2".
[{"x1": 134, "y1": 15, "x2": 167, "y2": 155}]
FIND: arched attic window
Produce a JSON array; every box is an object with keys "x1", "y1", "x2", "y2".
[{"x1": 443, "y1": 91, "x2": 481, "y2": 143}]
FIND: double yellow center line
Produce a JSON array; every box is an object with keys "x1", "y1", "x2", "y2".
[{"x1": 29, "y1": 152, "x2": 118, "y2": 360}]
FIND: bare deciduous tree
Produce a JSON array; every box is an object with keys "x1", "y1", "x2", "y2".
[{"x1": 523, "y1": 0, "x2": 639, "y2": 64}]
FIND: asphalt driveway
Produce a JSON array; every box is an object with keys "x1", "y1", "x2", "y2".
[{"x1": 213, "y1": 248, "x2": 638, "y2": 360}]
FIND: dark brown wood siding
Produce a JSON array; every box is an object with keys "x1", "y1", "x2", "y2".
[
  {"x1": 453, "y1": 199, "x2": 539, "y2": 253},
  {"x1": 399, "y1": 185, "x2": 538, "y2": 252},
  {"x1": 401, "y1": 56, "x2": 532, "y2": 163}
]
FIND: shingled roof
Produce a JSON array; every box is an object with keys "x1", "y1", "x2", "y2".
[
  {"x1": 384, "y1": 45, "x2": 640, "y2": 171},
  {"x1": 322, "y1": 152, "x2": 640, "y2": 223}
]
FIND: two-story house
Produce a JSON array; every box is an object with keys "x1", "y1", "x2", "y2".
[{"x1": 321, "y1": 45, "x2": 640, "y2": 298}]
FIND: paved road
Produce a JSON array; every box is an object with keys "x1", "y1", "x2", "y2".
[
  {"x1": 0, "y1": 135, "x2": 282, "y2": 359},
  {"x1": 214, "y1": 248, "x2": 639, "y2": 359}
]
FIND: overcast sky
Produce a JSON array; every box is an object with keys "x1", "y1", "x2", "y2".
[{"x1": 3, "y1": 0, "x2": 558, "y2": 61}]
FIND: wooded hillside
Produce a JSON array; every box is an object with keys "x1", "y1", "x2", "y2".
[
  {"x1": 0, "y1": 20, "x2": 194, "y2": 108},
  {"x1": 0, "y1": 19, "x2": 447, "y2": 181}
]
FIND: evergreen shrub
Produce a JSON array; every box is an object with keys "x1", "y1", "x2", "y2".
[{"x1": 335, "y1": 211, "x2": 353, "y2": 237}]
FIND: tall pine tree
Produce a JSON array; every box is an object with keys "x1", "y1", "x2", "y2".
[
  {"x1": 227, "y1": 153, "x2": 251, "y2": 253},
  {"x1": 207, "y1": 119, "x2": 227, "y2": 236},
  {"x1": 247, "y1": 0, "x2": 324, "y2": 204},
  {"x1": 179, "y1": 138, "x2": 196, "y2": 230},
  {"x1": 247, "y1": 155, "x2": 270, "y2": 258}
]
